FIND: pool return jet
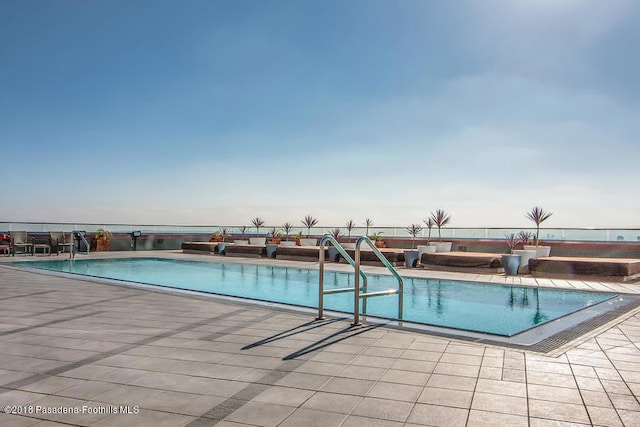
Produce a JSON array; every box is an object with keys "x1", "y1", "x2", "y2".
[{"x1": 317, "y1": 235, "x2": 403, "y2": 326}]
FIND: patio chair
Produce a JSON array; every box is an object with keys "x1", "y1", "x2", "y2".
[
  {"x1": 9, "y1": 231, "x2": 33, "y2": 256},
  {"x1": 0, "y1": 233, "x2": 11, "y2": 256},
  {"x1": 49, "y1": 231, "x2": 73, "y2": 255}
]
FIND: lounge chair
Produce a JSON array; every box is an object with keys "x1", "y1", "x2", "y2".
[
  {"x1": 49, "y1": 231, "x2": 73, "y2": 254},
  {"x1": 9, "y1": 231, "x2": 33, "y2": 256}
]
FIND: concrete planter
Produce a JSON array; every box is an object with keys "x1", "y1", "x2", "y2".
[
  {"x1": 265, "y1": 243, "x2": 278, "y2": 258},
  {"x1": 429, "y1": 242, "x2": 452, "y2": 252},
  {"x1": 524, "y1": 245, "x2": 551, "y2": 258},
  {"x1": 216, "y1": 242, "x2": 227, "y2": 255},
  {"x1": 234, "y1": 239, "x2": 249, "y2": 245},
  {"x1": 280, "y1": 241, "x2": 296, "y2": 247},
  {"x1": 249, "y1": 237, "x2": 266, "y2": 245},
  {"x1": 513, "y1": 249, "x2": 537, "y2": 273},
  {"x1": 327, "y1": 247, "x2": 340, "y2": 262},
  {"x1": 404, "y1": 250, "x2": 420, "y2": 268},
  {"x1": 300, "y1": 238, "x2": 317, "y2": 246},
  {"x1": 502, "y1": 254, "x2": 521, "y2": 276},
  {"x1": 417, "y1": 245, "x2": 437, "y2": 261}
]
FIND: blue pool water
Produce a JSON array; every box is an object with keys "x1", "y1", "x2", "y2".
[{"x1": 17, "y1": 258, "x2": 616, "y2": 336}]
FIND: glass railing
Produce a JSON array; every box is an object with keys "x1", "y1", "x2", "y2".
[{"x1": 1, "y1": 222, "x2": 639, "y2": 242}]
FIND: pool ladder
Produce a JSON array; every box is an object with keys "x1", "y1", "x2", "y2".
[
  {"x1": 69, "y1": 231, "x2": 90, "y2": 259},
  {"x1": 317, "y1": 235, "x2": 403, "y2": 326}
]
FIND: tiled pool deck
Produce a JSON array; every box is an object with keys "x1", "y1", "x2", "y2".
[{"x1": 1, "y1": 251, "x2": 640, "y2": 426}]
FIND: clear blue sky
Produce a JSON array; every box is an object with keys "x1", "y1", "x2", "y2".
[{"x1": 2, "y1": 0, "x2": 639, "y2": 228}]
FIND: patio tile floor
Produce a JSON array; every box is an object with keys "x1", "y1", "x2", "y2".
[{"x1": 1, "y1": 252, "x2": 640, "y2": 426}]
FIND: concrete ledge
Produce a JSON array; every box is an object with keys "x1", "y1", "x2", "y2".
[{"x1": 529, "y1": 256, "x2": 640, "y2": 282}]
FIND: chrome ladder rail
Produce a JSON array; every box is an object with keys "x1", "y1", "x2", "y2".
[
  {"x1": 69, "y1": 231, "x2": 90, "y2": 259},
  {"x1": 317, "y1": 234, "x2": 368, "y2": 321},
  {"x1": 318, "y1": 235, "x2": 404, "y2": 326},
  {"x1": 354, "y1": 236, "x2": 404, "y2": 326}
]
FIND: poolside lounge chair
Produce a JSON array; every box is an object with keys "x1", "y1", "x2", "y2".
[
  {"x1": 49, "y1": 231, "x2": 73, "y2": 254},
  {"x1": 9, "y1": 231, "x2": 33, "y2": 256}
]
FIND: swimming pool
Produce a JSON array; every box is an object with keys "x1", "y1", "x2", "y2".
[{"x1": 15, "y1": 257, "x2": 618, "y2": 337}]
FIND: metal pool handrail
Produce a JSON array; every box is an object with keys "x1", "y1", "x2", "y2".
[
  {"x1": 69, "y1": 231, "x2": 90, "y2": 259},
  {"x1": 354, "y1": 236, "x2": 404, "y2": 325},
  {"x1": 317, "y1": 235, "x2": 404, "y2": 326},
  {"x1": 317, "y1": 234, "x2": 368, "y2": 321}
]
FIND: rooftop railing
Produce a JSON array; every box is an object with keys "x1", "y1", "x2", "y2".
[{"x1": 2, "y1": 222, "x2": 639, "y2": 242}]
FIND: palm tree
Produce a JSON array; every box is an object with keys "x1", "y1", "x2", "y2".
[
  {"x1": 251, "y1": 217, "x2": 265, "y2": 235},
  {"x1": 517, "y1": 230, "x2": 534, "y2": 246},
  {"x1": 526, "y1": 207, "x2": 553, "y2": 246},
  {"x1": 423, "y1": 217, "x2": 435, "y2": 245},
  {"x1": 365, "y1": 218, "x2": 373, "y2": 237},
  {"x1": 281, "y1": 222, "x2": 294, "y2": 241},
  {"x1": 329, "y1": 228, "x2": 341, "y2": 239},
  {"x1": 430, "y1": 209, "x2": 451, "y2": 242},
  {"x1": 301, "y1": 215, "x2": 319, "y2": 238},
  {"x1": 504, "y1": 233, "x2": 520, "y2": 254},
  {"x1": 345, "y1": 220, "x2": 355, "y2": 243},
  {"x1": 405, "y1": 224, "x2": 423, "y2": 249}
]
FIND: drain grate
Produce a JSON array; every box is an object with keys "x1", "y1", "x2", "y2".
[
  {"x1": 528, "y1": 297, "x2": 640, "y2": 353},
  {"x1": 475, "y1": 296, "x2": 640, "y2": 353}
]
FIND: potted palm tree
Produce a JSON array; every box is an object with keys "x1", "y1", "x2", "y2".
[
  {"x1": 235, "y1": 226, "x2": 249, "y2": 245},
  {"x1": 216, "y1": 228, "x2": 229, "y2": 255},
  {"x1": 265, "y1": 227, "x2": 281, "y2": 258},
  {"x1": 250, "y1": 217, "x2": 266, "y2": 245},
  {"x1": 512, "y1": 230, "x2": 536, "y2": 272},
  {"x1": 300, "y1": 215, "x2": 319, "y2": 246},
  {"x1": 364, "y1": 218, "x2": 373, "y2": 237},
  {"x1": 328, "y1": 228, "x2": 342, "y2": 262},
  {"x1": 404, "y1": 224, "x2": 423, "y2": 268},
  {"x1": 429, "y1": 209, "x2": 452, "y2": 252},
  {"x1": 280, "y1": 222, "x2": 296, "y2": 246},
  {"x1": 524, "y1": 207, "x2": 553, "y2": 257},
  {"x1": 418, "y1": 217, "x2": 437, "y2": 258},
  {"x1": 502, "y1": 233, "x2": 522, "y2": 276},
  {"x1": 343, "y1": 219, "x2": 356, "y2": 249}
]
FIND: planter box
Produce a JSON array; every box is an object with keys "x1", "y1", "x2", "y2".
[
  {"x1": 513, "y1": 249, "x2": 537, "y2": 273},
  {"x1": 216, "y1": 242, "x2": 227, "y2": 255},
  {"x1": 249, "y1": 237, "x2": 266, "y2": 245},
  {"x1": 429, "y1": 242, "x2": 452, "y2": 252},
  {"x1": 524, "y1": 245, "x2": 551, "y2": 258},
  {"x1": 327, "y1": 246, "x2": 340, "y2": 262},
  {"x1": 502, "y1": 254, "x2": 521, "y2": 276},
  {"x1": 265, "y1": 243, "x2": 278, "y2": 258},
  {"x1": 404, "y1": 250, "x2": 419, "y2": 268},
  {"x1": 95, "y1": 238, "x2": 110, "y2": 252},
  {"x1": 417, "y1": 245, "x2": 436, "y2": 261},
  {"x1": 300, "y1": 238, "x2": 318, "y2": 246}
]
